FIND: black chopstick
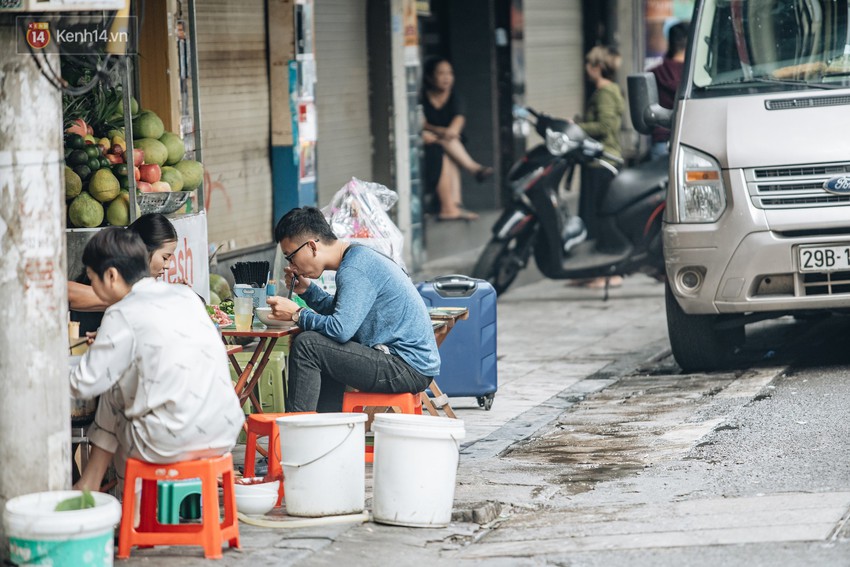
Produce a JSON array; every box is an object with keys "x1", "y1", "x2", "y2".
[{"x1": 288, "y1": 274, "x2": 298, "y2": 300}]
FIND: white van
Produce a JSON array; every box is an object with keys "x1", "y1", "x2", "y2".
[{"x1": 629, "y1": 0, "x2": 850, "y2": 371}]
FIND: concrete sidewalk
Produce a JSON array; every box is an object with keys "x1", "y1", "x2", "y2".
[{"x1": 121, "y1": 274, "x2": 669, "y2": 565}]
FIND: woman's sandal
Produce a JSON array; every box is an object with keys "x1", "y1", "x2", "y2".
[
  {"x1": 475, "y1": 166, "x2": 494, "y2": 183},
  {"x1": 438, "y1": 209, "x2": 479, "y2": 221}
]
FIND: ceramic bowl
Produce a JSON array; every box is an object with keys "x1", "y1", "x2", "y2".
[
  {"x1": 254, "y1": 307, "x2": 294, "y2": 328},
  {"x1": 234, "y1": 482, "x2": 279, "y2": 516},
  {"x1": 234, "y1": 478, "x2": 280, "y2": 497}
]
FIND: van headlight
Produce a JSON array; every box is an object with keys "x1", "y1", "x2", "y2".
[{"x1": 676, "y1": 146, "x2": 727, "y2": 223}]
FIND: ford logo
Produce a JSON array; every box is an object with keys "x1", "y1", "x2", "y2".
[{"x1": 824, "y1": 176, "x2": 850, "y2": 194}]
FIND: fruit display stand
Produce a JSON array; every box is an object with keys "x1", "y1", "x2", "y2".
[{"x1": 65, "y1": 1, "x2": 210, "y2": 300}]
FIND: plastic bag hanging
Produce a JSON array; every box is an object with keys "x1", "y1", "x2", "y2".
[{"x1": 321, "y1": 178, "x2": 406, "y2": 271}]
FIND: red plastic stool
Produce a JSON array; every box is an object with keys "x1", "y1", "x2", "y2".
[
  {"x1": 244, "y1": 411, "x2": 315, "y2": 505},
  {"x1": 341, "y1": 391, "x2": 423, "y2": 462},
  {"x1": 117, "y1": 453, "x2": 239, "y2": 559}
]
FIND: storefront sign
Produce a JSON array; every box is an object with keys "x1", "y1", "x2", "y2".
[{"x1": 168, "y1": 212, "x2": 210, "y2": 301}]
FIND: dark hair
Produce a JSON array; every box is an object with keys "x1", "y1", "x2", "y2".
[
  {"x1": 274, "y1": 207, "x2": 337, "y2": 244},
  {"x1": 421, "y1": 56, "x2": 451, "y2": 99},
  {"x1": 666, "y1": 22, "x2": 689, "y2": 59},
  {"x1": 586, "y1": 45, "x2": 621, "y2": 80},
  {"x1": 82, "y1": 227, "x2": 149, "y2": 286},
  {"x1": 128, "y1": 213, "x2": 178, "y2": 256}
]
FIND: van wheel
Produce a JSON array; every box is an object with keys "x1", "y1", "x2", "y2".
[{"x1": 665, "y1": 283, "x2": 742, "y2": 372}]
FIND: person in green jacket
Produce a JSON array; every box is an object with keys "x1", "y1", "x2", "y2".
[{"x1": 575, "y1": 45, "x2": 625, "y2": 289}]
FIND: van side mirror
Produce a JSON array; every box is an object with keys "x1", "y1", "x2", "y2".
[{"x1": 628, "y1": 73, "x2": 673, "y2": 134}]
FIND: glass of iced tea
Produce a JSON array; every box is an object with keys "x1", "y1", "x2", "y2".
[{"x1": 233, "y1": 297, "x2": 254, "y2": 332}]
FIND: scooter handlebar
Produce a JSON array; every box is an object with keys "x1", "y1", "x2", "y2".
[{"x1": 602, "y1": 152, "x2": 624, "y2": 166}]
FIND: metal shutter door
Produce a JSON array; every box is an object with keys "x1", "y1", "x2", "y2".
[
  {"x1": 196, "y1": 0, "x2": 273, "y2": 249},
  {"x1": 524, "y1": 0, "x2": 584, "y2": 144},
  {"x1": 314, "y1": 0, "x2": 373, "y2": 207}
]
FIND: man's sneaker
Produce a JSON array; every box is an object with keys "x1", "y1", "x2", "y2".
[{"x1": 563, "y1": 216, "x2": 587, "y2": 253}]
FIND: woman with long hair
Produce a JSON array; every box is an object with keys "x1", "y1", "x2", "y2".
[
  {"x1": 421, "y1": 56, "x2": 493, "y2": 221},
  {"x1": 69, "y1": 213, "x2": 180, "y2": 322}
]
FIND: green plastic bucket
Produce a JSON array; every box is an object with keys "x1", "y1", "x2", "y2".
[{"x1": 4, "y1": 490, "x2": 121, "y2": 566}]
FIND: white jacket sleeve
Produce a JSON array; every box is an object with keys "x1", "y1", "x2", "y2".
[{"x1": 70, "y1": 308, "x2": 135, "y2": 399}]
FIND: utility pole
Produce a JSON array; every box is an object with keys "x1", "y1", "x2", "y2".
[{"x1": 0, "y1": 16, "x2": 71, "y2": 556}]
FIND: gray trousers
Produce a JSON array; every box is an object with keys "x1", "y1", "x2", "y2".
[
  {"x1": 286, "y1": 331, "x2": 431, "y2": 413},
  {"x1": 89, "y1": 385, "x2": 230, "y2": 496}
]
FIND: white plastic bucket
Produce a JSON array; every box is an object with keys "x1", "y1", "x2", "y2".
[
  {"x1": 4, "y1": 490, "x2": 121, "y2": 566},
  {"x1": 277, "y1": 412, "x2": 367, "y2": 517},
  {"x1": 371, "y1": 414, "x2": 466, "y2": 527}
]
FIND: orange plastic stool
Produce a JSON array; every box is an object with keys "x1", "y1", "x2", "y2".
[
  {"x1": 341, "y1": 391, "x2": 423, "y2": 462},
  {"x1": 117, "y1": 453, "x2": 239, "y2": 560},
  {"x1": 244, "y1": 411, "x2": 315, "y2": 505}
]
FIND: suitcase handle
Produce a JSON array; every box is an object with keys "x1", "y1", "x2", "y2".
[{"x1": 433, "y1": 275, "x2": 476, "y2": 292}]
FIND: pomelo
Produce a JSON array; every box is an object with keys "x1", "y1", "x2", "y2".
[
  {"x1": 65, "y1": 166, "x2": 82, "y2": 200},
  {"x1": 209, "y1": 291, "x2": 222, "y2": 306},
  {"x1": 106, "y1": 191, "x2": 130, "y2": 226},
  {"x1": 174, "y1": 160, "x2": 204, "y2": 190},
  {"x1": 69, "y1": 192, "x2": 104, "y2": 228},
  {"x1": 209, "y1": 273, "x2": 232, "y2": 300},
  {"x1": 88, "y1": 169, "x2": 120, "y2": 203},
  {"x1": 133, "y1": 111, "x2": 164, "y2": 139},
  {"x1": 133, "y1": 138, "x2": 168, "y2": 166},
  {"x1": 160, "y1": 166, "x2": 184, "y2": 192},
  {"x1": 158, "y1": 132, "x2": 185, "y2": 165}
]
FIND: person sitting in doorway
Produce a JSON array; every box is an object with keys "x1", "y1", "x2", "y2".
[
  {"x1": 266, "y1": 207, "x2": 439, "y2": 412},
  {"x1": 421, "y1": 56, "x2": 493, "y2": 221},
  {"x1": 70, "y1": 228, "x2": 244, "y2": 493}
]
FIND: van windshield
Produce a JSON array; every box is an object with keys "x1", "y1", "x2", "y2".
[{"x1": 692, "y1": 0, "x2": 850, "y2": 94}]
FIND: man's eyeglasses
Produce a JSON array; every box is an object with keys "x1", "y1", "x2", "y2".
[{"x1": 285, "y1": 239, "x2": 319, "y2": 264}]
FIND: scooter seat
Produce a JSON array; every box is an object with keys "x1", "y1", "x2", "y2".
[{"x1": 600, "y1": 157, "x2": 668, "y2": 215}]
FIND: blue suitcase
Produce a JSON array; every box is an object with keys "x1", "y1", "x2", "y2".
[{"x1": 416, "y1": 275, "x2": 498, "y2": 410}]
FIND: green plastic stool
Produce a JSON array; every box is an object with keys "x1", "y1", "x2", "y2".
[
  {"x1": 228, "y1": 350, "x2": 287, "y2": 413},
  {"x1": 157, "y1": 479, "x2": 202, "y2": 524}
]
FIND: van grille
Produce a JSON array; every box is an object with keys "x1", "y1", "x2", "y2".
[
  {"x1": 747, "y1": 160, "x2": 850, "y2": 209},
  {"x1": 765, "y1": 95, "x2": 850, "y2": 111},
  {"x1": 754, "y1": 164, "x2": 850, "y2": 178},
  {"x1": 803, "y1": 271, "x2": 850, "y2": 296}
]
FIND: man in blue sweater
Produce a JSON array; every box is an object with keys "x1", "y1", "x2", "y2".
[{"x1": 267, "y1": 207, "x2": 440, "y2": 412}]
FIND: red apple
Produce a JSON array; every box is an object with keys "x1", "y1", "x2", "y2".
[
  {"x1": 151, "y1": 181, "x2": 172, "y2": 193},
  {"x1": 139, "y1": 164, "x2": 162, "y2": 184},
  {"x1": 134, "y1": 166, "x2": 141, "y2": 182},
  {"x1": 111, "y1": 144, "x2": 124, "y2": 157},
  {"x1": 137, "y1": 181, "x2": 154, "y2": 193},
  {"x1": 125, "y1": 148, "x2": 144, "y2": 165}
]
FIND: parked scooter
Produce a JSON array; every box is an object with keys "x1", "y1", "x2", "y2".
[{"x1": 471, "y1": 107, "x2": 668, "y2": 295}]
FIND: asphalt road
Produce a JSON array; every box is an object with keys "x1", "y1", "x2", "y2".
[{"x1": 461, "y1": 311, "x2": 850, "y2": 566}]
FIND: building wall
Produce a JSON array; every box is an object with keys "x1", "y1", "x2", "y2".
[
  {"x1": 523, "y1": 0, "x2": 584, "y2": 144},
  {"x1": 314, "y1": 0, "x2": 374, "y2": 207},
  {"x1": 196, "y1": 0, "x2": 274, "y2": 250}
]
